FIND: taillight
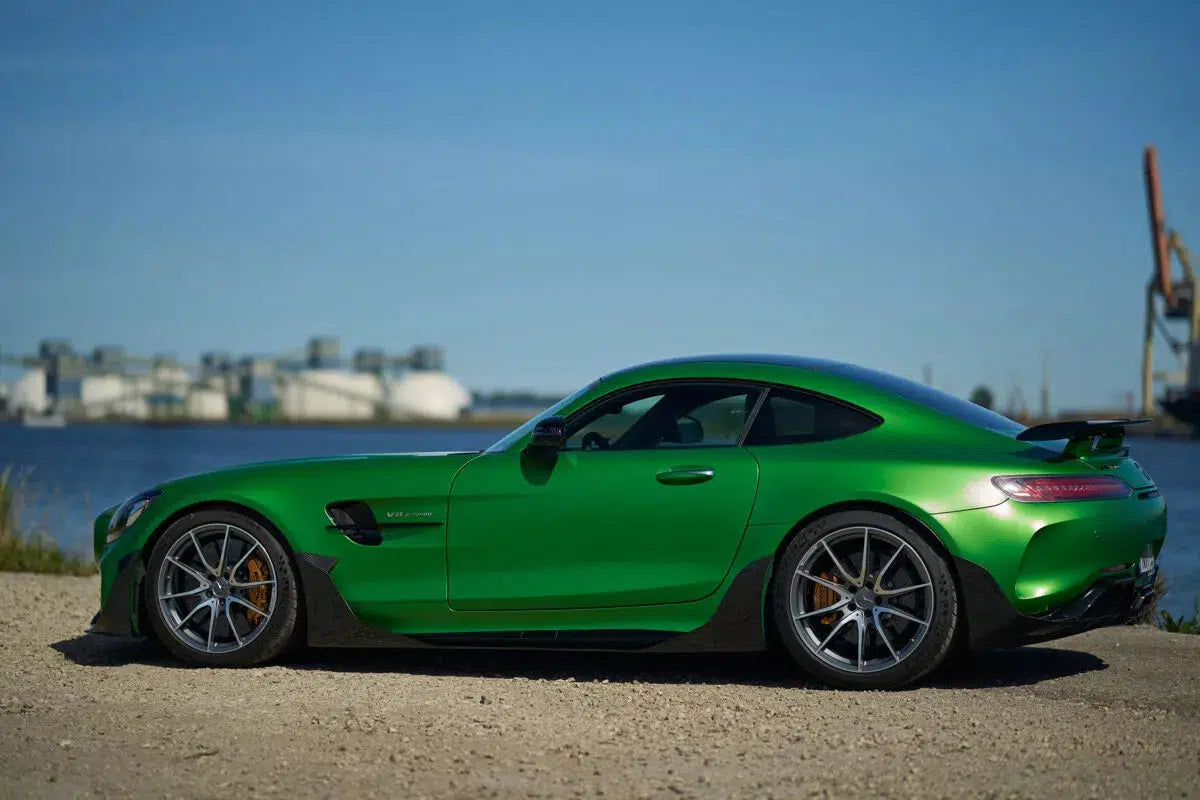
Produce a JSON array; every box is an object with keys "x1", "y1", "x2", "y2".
[{"x1": 991, "y1": 475, "x2": 1131, "y2": 502}]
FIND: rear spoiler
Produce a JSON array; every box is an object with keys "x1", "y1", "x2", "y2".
[{"x1": 1015, "y1": 418, "x2": 1150, "y2": 457}]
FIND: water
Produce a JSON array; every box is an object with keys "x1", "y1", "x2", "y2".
[
  {"x1": 1, "y1": 424, "x2": 1197, "y2": 615},
  {"x1": 0, "y1": 424, "x2": 504, "y2": 551},
  {"x1": 1127, "y1": 437, "x2": 1200, "y2": 616}
]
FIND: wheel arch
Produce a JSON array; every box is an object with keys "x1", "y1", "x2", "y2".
[
  {"x1": 773, "y1": 500, "x2": 957, "y2": 563},
  {"x1": 140, "y1": 499, "x2": 298, "y2": 566},
  {"x1": 763, "y1": 499, "x2": 967, "y2": 650},
  {"x1": 136, "y1": 499, "x2": 302, "y2": 639}
]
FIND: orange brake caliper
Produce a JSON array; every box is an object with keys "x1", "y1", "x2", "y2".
[
  {"x1": 244, "y1": 557, "x2": 269, "y2": 626},
  {"x1": 813, "y1": 572, "x2": 840, "y2": 624}
]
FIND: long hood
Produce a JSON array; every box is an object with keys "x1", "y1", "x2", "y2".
[
  {"x1": 152, "y1": 450, "x2": 482, "y2": 503},
  {"x1": 113, "y1": 450, "x2": 485, "y2": 564}
]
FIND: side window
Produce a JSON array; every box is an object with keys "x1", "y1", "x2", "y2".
[
  {"x1": 745, "y1": 388, "x2": 879, "y2": 446},
  {"x1": 659, "y1": 389, "x2": 753, "y2": 449},
  {"x1": 565, "y1": 392, "x2": 666, "y2": 451},
  {"x1": 565, "y1": 383, "x2": 760, "y2": 451}
]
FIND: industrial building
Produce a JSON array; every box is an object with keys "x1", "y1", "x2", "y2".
[{"x1": 0, "y1": 337, "x2": 471, "y2": 424}]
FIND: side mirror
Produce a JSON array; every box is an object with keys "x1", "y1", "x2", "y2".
[{"x1": 529, "y1": 416, "x2": 567, "y2": 449}]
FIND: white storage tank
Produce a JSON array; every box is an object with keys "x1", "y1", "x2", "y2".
[
  {"x1": 185, "y1": 387, "x2": 229, "y2": 421},
  {"x1": 81, "y1": 374, "x2": 148, "y2": 419},
  {"x1": 82, "y1": 374, "x2": 128, "y2": 419},
  {"x1": 384, "y1": 372, "x2": 470, "y2": 421},
  {"x1": 277, "y1": 370, "x2": 381, "y2": 421},
  {"x1": 12, "y1": 368, "x2": 49, "y2": 414},
  {"x1": 131, "y1": 365, "x2": 191, "y2": 399},
  {"x1": 152, "y1": 363, "x2": 191, "y2": 394}
]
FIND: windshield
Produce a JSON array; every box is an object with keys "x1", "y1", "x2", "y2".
[
  {"x1": 485, "y1": 381, "x2": 599, "y2": 453},
  {"x1": 830, "y1": 364, "x2": 1025, "y2": 436}
]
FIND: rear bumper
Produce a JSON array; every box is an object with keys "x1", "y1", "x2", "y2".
[
  {"x1": 933, "y1": 492, "x2": 1165, "y2": 620},
  {"x1": 956, "y1": 556, "x2": 1156, "y2": 650}
]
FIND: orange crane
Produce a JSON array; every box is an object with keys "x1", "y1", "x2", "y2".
[{"x1": 1141, "y1": 146, "x2": 1198, "y2": 420}]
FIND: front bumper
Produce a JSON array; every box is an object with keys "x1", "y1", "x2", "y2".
[
  {"x1": 88, "y1": 553, "x2": 144, "y2": 637},
  {"x1": 956, "y1": 556, "x2": 1157, "y2": 650}
]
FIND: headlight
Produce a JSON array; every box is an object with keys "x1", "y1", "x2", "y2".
[{"x1": 106, "y1": 490, "x2": 162, "y2": 543}]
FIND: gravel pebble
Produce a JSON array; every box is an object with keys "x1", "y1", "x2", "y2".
[{"x1": 1, "y1": 572, "x2": 1198, "y2": 798}]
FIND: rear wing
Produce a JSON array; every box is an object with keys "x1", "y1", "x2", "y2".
[{"x1": 1015, "y1": 418, "x2": 1150, "y2": 457}]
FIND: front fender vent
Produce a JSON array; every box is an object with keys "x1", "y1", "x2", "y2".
[{"x1": 326, "y1": 501, "x2": 382, "y2": 546}]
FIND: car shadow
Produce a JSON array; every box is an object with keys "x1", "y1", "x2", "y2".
[{"x1": 52, "y1": 634, "x2": 1107, "y2": 690}]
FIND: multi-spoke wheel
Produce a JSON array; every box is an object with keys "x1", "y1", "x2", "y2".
[
  {"x1": 771, "y1": 511, "x2": 958, "y2": 689},
  {"x1": 145, "y1": 510, "x2": 300, "y2": 666}
]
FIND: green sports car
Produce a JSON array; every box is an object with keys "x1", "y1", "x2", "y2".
[{"x1": 90, "y1": 355, "x2": 1165, "y2": 689}]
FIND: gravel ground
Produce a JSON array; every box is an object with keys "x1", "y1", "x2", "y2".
[{"x1": 0, "y1": 573, "x2": 1198, "y2": 799}]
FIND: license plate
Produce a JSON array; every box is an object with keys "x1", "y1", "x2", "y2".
[{"x1": 1138, "y1": 545, "x2": 1156, "y2": 575}]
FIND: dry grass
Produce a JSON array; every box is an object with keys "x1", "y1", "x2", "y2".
[{"x1": 0, "y1": 466, "x2": 96, "y2": 576}]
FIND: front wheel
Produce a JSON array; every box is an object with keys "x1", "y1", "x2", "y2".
[
  {"x1": 771, "y1": 511, "x2": 958, "y2": 689},
  {"x1": 144, "y1": 510, "x2": 301, "y2": 667}
]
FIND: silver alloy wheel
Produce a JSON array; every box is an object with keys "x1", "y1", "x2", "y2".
[
  {"x1": 156, "y1": 523, "x2": 278, "y2": 654},
  {"x1": 789, "y1": 525, "x2": 934, "y2": 674}
]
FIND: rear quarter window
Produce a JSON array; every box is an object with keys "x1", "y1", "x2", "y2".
[
  {"x1": 745, "y1": 389, "x2": 880, "y2": 446},
  {"x1": 829, "y1": 364, "x2": 1024, "y2": 436}
]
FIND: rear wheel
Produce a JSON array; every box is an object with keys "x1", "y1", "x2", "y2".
[
  {"x1": 144, "y1": 510, "x2": 300, "y2": 667},
  {"x1": 771, "y1": 511, "x2": 958, "y2": 689}
]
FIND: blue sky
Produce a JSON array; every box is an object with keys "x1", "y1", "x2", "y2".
[{"x1": 1, "y1": 1, "x2": 1198, "y2": 408}]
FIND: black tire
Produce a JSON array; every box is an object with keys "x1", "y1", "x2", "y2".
[
  {"x1": 770, "y1": 510, "x2": 958, "y2": 689},
  {"x1": 144, "y1": 509, "x2": 301, "y2": 667}
]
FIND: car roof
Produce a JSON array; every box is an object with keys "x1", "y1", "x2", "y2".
[
  {"x1": 604, "y1": 354, "x2": 851, "y2": 379},
  {"x1": 602, "y1": 354, "x2": 1027, "y2": 440}
]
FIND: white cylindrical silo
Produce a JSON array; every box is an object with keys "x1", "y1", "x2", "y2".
[
  {"x1": 185, "y1": 387, "x2": 230, "y2": 421},
  {"x1": 12, "y1": 368, "x2": 49, "y2": 414},
  {"x1": 383, "y1": 372, "x2": 471, "y2": 421},
  {"x1": 81, "y1": 374, "x2": 130, "y2": 420},
  {"x1": 278, "y1": 369, "x2": 382, "y2": 421}
]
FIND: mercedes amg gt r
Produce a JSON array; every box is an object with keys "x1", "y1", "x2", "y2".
[{"x1": 90, "y1": 355, "x2": 1165, "y2": 688}]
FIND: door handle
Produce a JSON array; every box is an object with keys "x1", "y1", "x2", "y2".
[{"x1": 655, "y1": 467, "x2": 715, "y2": 486}]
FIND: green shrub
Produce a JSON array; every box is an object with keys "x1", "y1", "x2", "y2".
[
  {"x1": 0, "y1": 466, "x2": 13, "y2": 540},
  {"x1": 1142, "y1": 569, "x2": 1199, "y2": 634},
  {"x1": 1159, "y1": 601, "x2": 1200, "y2": 634},
  {"x1": 0, "y1": 466, "x2": 97, "y2": 576}
]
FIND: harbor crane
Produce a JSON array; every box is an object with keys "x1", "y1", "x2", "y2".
[{"x1": 1141, "y1": 146, "x2": 1199, "y2": 424}]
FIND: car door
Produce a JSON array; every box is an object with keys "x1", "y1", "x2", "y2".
[{"x1": 446, "y1": 381, "x2": 764, "y2": 611}]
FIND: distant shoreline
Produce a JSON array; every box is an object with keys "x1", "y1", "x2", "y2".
[
  {"x1": 1, "y1": 414, "x2": 532, "y2": 430},
  {"x1": 5, "y1": 415, "x2": 1195, "y2": 438}
]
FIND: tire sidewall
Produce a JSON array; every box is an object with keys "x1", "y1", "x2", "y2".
[
  {"x1": 771, "y1": 510, "x2": 958, "y2": 689},
  {"x1": 144, "y1": 510, "x2": 300, "y2": 667}
]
